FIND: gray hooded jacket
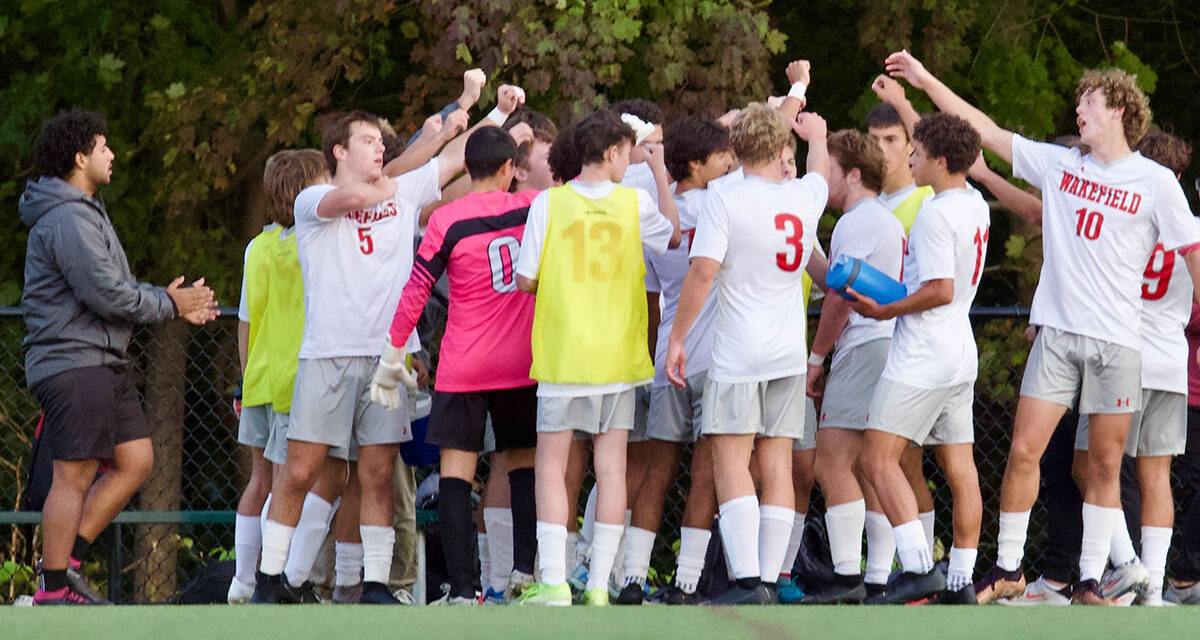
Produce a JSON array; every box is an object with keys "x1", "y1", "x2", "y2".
[{"x1": 19, "y1": 176, "x2": 176, "y2": 387}]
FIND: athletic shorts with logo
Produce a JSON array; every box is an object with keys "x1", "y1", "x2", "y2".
[
  {"x1": 1074, "y1": 388, "x2": 1186, "y2": 457},
  {"x1": 1021, "y1": 327, "x2": 1141, "y2": 414}
]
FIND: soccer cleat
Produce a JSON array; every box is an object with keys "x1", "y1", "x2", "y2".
[
  {"x1": 864, "y1": 582, "x2": 886, "y2": 599},
  {"x1": 615, "y1": 582, "x2": 645, "y2": 605},
  {"x1": 430, "y1": 592, "x2": 478, "y2": 606},
  {"x1": 926, "y1": 584, "x2": 978, "y2": 605},
  {"x1": 331, "y1": 582, "x2": 363, "y2": 604},
  {"x1": 1137, "y1": 586, "x2": 1163, "y2": 607},
  {"x1": 250, "y1": 572, "x2": 285, "y2": 604},
  {"x1": 227, "y1": 577, "x2": 256, "y2": 604},
  {"x1": 38, "y1": 558, "x2": 109, "y2": 605},
  {"x1": 32, "y1": 585, "x2": 95, "y2": 606},
  {"x1": 864, "y1": 569, "x2": 946, "y2": 605},
  {"x1": 1100, "y1": 559, "x2": 1150, "y2": 601},
  {"x1": 661, "y1": 584, "x2": 700, "y2": 605},
  {"x1": 358, "y1": 581, "x2": 402, "y2": 604},
  {"x1": 1071, "y1": 579, "x2": 1115, "y2": 605},
  {"x1": 973, "y1": 564, "x2": 1026, "y2": 604},
  {"x1": 1165, "y1": 581, "x2": 1200, "y2": 605},
  {"x1": 704, "y1": 584, "x2": 774, "y2": 606},
  {"x1": 391, "y1": 587, "x2": 415, "y2": 605},
  {"x1": 517, "y1": 582, "x2": 572, "y2": 606},
  {"x1": 997, "y1": 576, "x2": 1071, "y2": 606},
  {"x1": 797, "y1": 574, "x2": 868, "y2": 605},
  {"x1": 282, "y1": 576, "x2": 320, "y2": 604},
  {"x1": 505, "y1": 569, "x2": 536, "y2": 603},
  {"x1": 776, "y1": 576, "x2": 805, "y2": 604},
  {"x1": 583, "y1": 588, "x2": 610, "y2": 606},
  {"x1": 482, "y1": 587, "x2": 505, "y2": 605}
]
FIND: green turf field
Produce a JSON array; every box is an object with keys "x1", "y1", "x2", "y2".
[{"x1": 5, "y1": 604, "x2": 1199, "y2": 640}]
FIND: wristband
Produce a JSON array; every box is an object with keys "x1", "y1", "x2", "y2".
[
  {"x1": 807, "y1": 352, "x2": 825, "y2": 367},
  {"x1": 486, "y1": 106, "x2": 509, "y2": 126},
  {"x1": 787, "y1": 82, "x2": 807, "y2": 100}
]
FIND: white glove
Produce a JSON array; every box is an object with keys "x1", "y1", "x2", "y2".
[{"x1": 370, "y1": 340, "x2": 418, "y2": 410}]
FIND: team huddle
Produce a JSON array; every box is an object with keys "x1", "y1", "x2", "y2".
[{"x1": 74, "y1": 46, "x2": 1191, "y2": 609}]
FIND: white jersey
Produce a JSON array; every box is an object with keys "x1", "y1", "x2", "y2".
[
  {"x1": 690, "y1": 173, "x2": 828, "y2": 383},
  {"x1": 707, "y1": 166, "x2": 744, "y2": 193},
  {"x1": 293, "y1": 160, "x2": 439, "y2": 359},
  {"x1": 830, "y1": 198, "x2": 905, "y2": 351},
  {"x1": 877, "y1": 183, "x2": 921, "y2": 212},
  {"x1": 1140, "y1": 232, "x2": 1197, "y2": 393},
  {"x1": 881, "y1": 187, "x2": 990, "y2": 388},
  {"x1": 649, "y1": 188, "x2": 719, "y2": 387},
  {"x1": 622, "y1": 161, "x2": 661, "y2": 208},
  {"x1": 1013, "y1": 135, "x2": 1200, "y2": 350}
]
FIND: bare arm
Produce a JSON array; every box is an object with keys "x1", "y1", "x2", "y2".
[
  {"x1": 419, "y1": 174, "x2": 472, "y2": 227},
  {"x1": 642, "y1": 144, "x2": 682, "y2": 249},
  {"x1": 777, "y1": 60, "x2": 811, "y2": 121},
  {"x1": 385, "y1": 114, "x2": 449, "y2": 178},
  {"x1": 1184, "y1": 249, "x2": 1200, "y2": 305},
  {"x1": 968, "y1": 154, "x2": 1043, "y2": 226},
  {"x1": 665, "y1": 257, "x2": 720, "y2": 388},
  {"x1": 792, "y1": 113, "x2": 829, "y2": 182},
  {"x1": 238, "y1": 320, "x2": 249, "y2": 373},
  {"x1": 315, "y1": 180, "x2": 395, "y2": 219},
  {"x1": 846, "y1": 278, "x2": 953, "y2": 320},
  {"x1": 516, "y1": 274, "x2": 537, "y2": 294},
  {"x1": 805, "y1": 250, "x2": 829, "y2": 293},
  {"x1": 805, "y1": 292, "x2": 851, "y2": 399},
  {"x1": 885, "y1": 50, "x2": 1014, "y2": 163},
  {"x1": 871, "y1": 75, "x2": 921, "y2": 137}
]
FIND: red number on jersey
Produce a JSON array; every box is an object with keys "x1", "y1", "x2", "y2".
[
  {"x1": 971, "y1": 226, "x2": 990, "y2": 285},
  {"x1": 682, "y1": 228, "x2": 696, "y2": 249},
  {"x1": 1074, "y1": 208, "x2": 1104, "y2": 240},
  {"x1": 358, "y1": 226, "x2": 374, "y2": 255},
  {"x1": 1142, "y1": 242, "x2": 1175, "y2": 301},
  {"x1": 898, "y1": 236, "x2": 908, "y2": 282},
  {"x1": 775, "y1": 213, "x2": 804, "y2": 272}
]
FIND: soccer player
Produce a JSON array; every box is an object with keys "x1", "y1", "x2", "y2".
[
  {"x1": 514, "y1": 108, "x2": 681, "y2": 606},
  {"x1": 886, "y1": 50, "x2": 1200, "y2": 604},
  {"x1": 374, "y1": 125, "x2": 540, "y2": 606},
  {"x1": 666, "y1": 103, "x2": 830, "y2": 605},
  {"x1": 617, "y1": 116, "x2": 733, "y2": 605},
  {"x1": 799, "y1": 129, "x2": 905, "y2": 604},
  {"x1": 253, "y1": 105, "x2": 473, "y2": 605},
  {"x1": 22, "y1": 110, "x2": 218, "y2": 605},
  {"x1": 847, "y1": 112, "x2": 989, "y2": 605}
]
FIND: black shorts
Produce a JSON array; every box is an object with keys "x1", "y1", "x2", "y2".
[
  {"x1": 32, "y1": 366, "x2": 150, "y2": 461},
  {"x1": 426, "y1": 384, "x2": 537, "y2": 453}
]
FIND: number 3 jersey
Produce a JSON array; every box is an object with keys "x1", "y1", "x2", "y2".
[
  {"x1": 1012, "y1": 136, "x2": 1200, "y2": 350},
  {"x1": 881, "y1": 188, "x2": 990, "y2": 388},
  {"x1": 294, "y1": 159, "x2": 440, "y2": 359},
  {"x1": 388, "y1": 189, "x2": 540, "y2": 392},
  {"x1": 690, "y1": 173, "x2": 828, "y2": 383}
]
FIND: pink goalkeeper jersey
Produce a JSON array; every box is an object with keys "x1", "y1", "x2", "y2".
[{"x1": 388, "y1": 190, "x2": 539, "y2": 392}]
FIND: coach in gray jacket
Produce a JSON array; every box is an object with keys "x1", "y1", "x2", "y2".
[{"x1": 20, "y1": 109, "x2": 219, "y2": 605}]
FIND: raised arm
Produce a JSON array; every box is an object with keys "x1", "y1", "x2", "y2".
[
  {"x1": 315, "y1": 179, "x2": 396, "y2": 219},
  {"x1": 885, "y1": 50, "x2": 1014, "y2": 163},
  {"x1": 436, "y1": 85, "x2": 527, "y2": 187},
  {"x1": 405, "y1": 68, "x2": 486, "y2": 147},
  {"x1": 791, "y1": 112, "x2": 829, "y2": 181},
  {"x1": 776, "y1": 60, "x2": 811, "y2": 121},
  {"x1": 871, "y1": 75, "x2": 921, "y2": 137},
  {"x1": 641, "y1": 143, "x2": 682, "y2": 249}
]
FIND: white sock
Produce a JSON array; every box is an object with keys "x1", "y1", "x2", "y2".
[
  {"x1": 919, "y1": 510, "x2": 936, "y2": 553},
  {"x1": 758, "y1": 505, "x2": 795, "y2": 584},
  {"x1": 234, "y1": 513, "x2": 262, "y2": 585},
  {"x1": 893, "y1": 519, "x2": 933, "y2": 574},
  {"x1": 587, "y1": 522, "x2": 624, "y2": 592},
  {"x1": 334, "y1": 541, "x2": 363, "y2": 586},
  {"x1": 581, "y1": 486, "x2": 598, "y2": 547},
  {"x1": 259, "y1": 519, "x2": 295, "y2": 575},
  {"x1": 675, "y1": 526, "x2": 711, "y2": 594},
  {"x1": 1079, "y1": 503, "x2": 1117, "y2": 582},
  {"x1": 283, "y1": 493, "x2": 334, "y2": 584},
  {"x1": 1108, "y1": 512, "x2": 1137, "y2": 566},
  {"x1": 536, "y1": 521, "x2": 568, "y2": 585},
  {"x1": 611, "y1": 510, "x2": 632, "y2": 585},
  {"x1": 718, "y1": 495, "x2": 760, "y2": 579},
  {"x1": 996, "y1": 510, "x2": 1031, "y2": 572},
  {"x1": 478, "y1": 532, "x2": 492, "y2": 592},
  {"x1": 483, "y1": 507, "x2": 514, "y2": 589},
  {"x1": 622, "y1": 527, "x2": 656, "y2": 586},
  {"x1": 781, "y1": 512, "x2": 806, "y2": 578},
  {"x1": 360, "y1": 524, "x2": 395, "y2": 585},
  {"x1": 826, "y1": 500, "x2": 866, "y2": 576},
  {"x1": 947, "y1": 547, "x2": 977, "y2": 592},
  {"x1": 1141, "y1": 526, "x2": 1172, "y2": 591},
  {"x1": 864, "y1": 511, "x2": 895, "y2": 584}
]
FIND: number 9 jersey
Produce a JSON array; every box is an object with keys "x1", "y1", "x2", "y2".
[
  {"x1": 1012, "y1": 136, "x2": 1200, "y2": 350},
  {"x1": 689, "y1": 173, "x2": 828, "y2": 383}
]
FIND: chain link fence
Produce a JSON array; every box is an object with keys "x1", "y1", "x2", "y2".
[{"x1": 0, "y1": 307, "x2": 1048, "y2": 602}]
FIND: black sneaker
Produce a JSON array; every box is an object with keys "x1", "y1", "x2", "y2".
[
  {"x1": 797, "y1": 574, "x2": 868, "y2": 605},
  {"x1": 615, "y1": 582, "x2": 645, "y2": 605},
  {"x1": 865, "y1": 582, "x2": 886, "y2": 599},
  {"x1": 864, "y1": 568, "x2": 946, "y2": 605},
  {"x1": 660, "y1": 585, "x2": 700, "y2": 605},
  {"x1": 283, "y1": 577, "x2": 320, "y2": 604},
  {"x1": 251, "y1": 572, "x2": 285, "y2": 604},
  {"x1": 704, "y1": 584, "x2": 774, "y2": 605},
  {"x1": 926, "y1": 584, "x2": 978, "y2": 605},
  {"x1": 359, "y1": 581, "x2": 402, "y2": 604}
]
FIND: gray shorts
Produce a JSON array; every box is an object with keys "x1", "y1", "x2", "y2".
[
  {"x1": 1020, "y1": 327, "x2": 1141, "y2": 415},
  {"x1": 701, "y1": 374, "x2": 807, "y2": 439},
  {"x1": 819, "y1": 338, "x2": 890, "y2": 432},
  {"x1": 629, "y1": 386, "x2": 651, "y2": 443},
  {"x1": 866, "y1": 379, "x2": 975, "y2": 446},
  {"x1": 264, "y1": 408, "x2": 289, "y2": 464},
  {"x1": 793, "y1": 396, "x2": 818, "y2": 451},
  {"x1": 238, "y1": 404, "x2": 271, "y2": 448},
  {"x1": 536, "y1": 388, "x2": 635, "y2": 435},
  {"x1": 647, "y1": 372, "x2": 707, "y2": 443},
  {"x1": 1075, "y1": 389, "x2": 1187, "y2": 457},
  {"x1": 288, "y1": 357, "x2": 413, "y2": 451}
]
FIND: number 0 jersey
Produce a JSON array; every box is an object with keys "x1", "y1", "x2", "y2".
[
  {"x1": 690, "y1": 173, "x2": 828, "y2": 383},
  {"x1": 388, "y1": 190, "x2": 539, "y2": 392},
  {"x1": 294, "y1": 160, "x2": 439, "y2": 359},
  {"x1": 1012, "y1": 136, "x2": 1200, "y2": 350}
]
